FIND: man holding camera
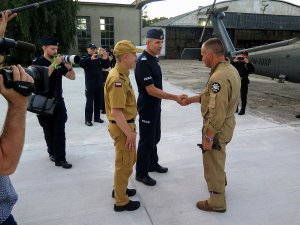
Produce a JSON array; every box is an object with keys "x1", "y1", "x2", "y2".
[
  {"x1": 32, "y1": 36, "x2": 75, "y2": 169},
  {"x1": 0, "y1": 11, "x2": 34, "y2": 225},
  {"x1": 79, "y1": 43, "x2": 110, "y2": 126},
  {"x1": 231, "y1": 50, "x2": 255, "y2": 115}
]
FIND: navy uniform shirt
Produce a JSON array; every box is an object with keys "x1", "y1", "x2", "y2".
[
  {"x1": 135, "y1": 50, "x2": 162, "y2": 114},
  {"x1": 32, "y1": 56, "x2": 68, "y2": 100},
  {"x1": 79, "y1": 55, "x2": 110, "y2": 88}
]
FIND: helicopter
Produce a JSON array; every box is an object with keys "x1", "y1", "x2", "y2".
[{"x1": 184, "y1": 0, "x2": 300, "y2": 83}]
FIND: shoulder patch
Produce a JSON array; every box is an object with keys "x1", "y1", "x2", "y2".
[
  {"x1": 141, "y1": 56, "x2": 147, "y2": 61},
  {"x1": 115, "y1": 82, "x2": 123, "y2": 87},
  {"x1": 211, "y1": 82, "x2": 221, "y2": 93}
]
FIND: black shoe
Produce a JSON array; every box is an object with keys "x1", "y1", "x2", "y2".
[
  {"x1": 49, "y1": 155, "x2": 55, "y2": 162},
  {"x1": 238, "y1": 109, "x2": 245, "y2": 115},
  {"x1": 94, "y1": 118, "x2": 104, "y2": 123},
  {"x1": 55, "y1": 161, "x2": 72, "y2": 169},
  {"x1": 85, "y1": 121, "x2": 93, "y2": 126},
  {"x1": 114, "y1": 200, "x2": 140, "y2": 212},
  {"x1": 135, "y1": 175, "x2": 156, "y2": 186},
  {"x1": 149, "y1": 164, "x2": 168, "y2": 173},
  {"x1": 112, "y1": 188, "x2": 136, "y2": 198}
]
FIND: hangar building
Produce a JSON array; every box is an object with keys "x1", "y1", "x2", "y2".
[{"x1": 144, "y1": 0, "x2": 300, "y2": 59}]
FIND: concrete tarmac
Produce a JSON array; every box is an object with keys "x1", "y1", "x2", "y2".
[{"x1": 1, "y1": 67, "x2": 300, "y2": 225}]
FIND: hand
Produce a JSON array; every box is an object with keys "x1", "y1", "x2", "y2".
[
  {"x1": 91, "y1": 53, "x2": 98, "y2": 60},
  {"x1": 53, "y1": 55, "x2": 63, "y2": 65},
  {"x1": 125, "y1": 131, "x2": 137, "y2": 151},
  {"x1": 202, "y1": 138, "x2": 213, "y2": 151},
  {"x1": 176, "y1": 94, "x2": 188, "y2": 106},
  {"x1": 64, "y1": 63, "x2": 72, "y2": 71},
  {"x1": 0, "y1": 11, "x2": 17, "y2": 38},
  {"x1": 0, "y1": 65, "x2": 34, "y2": 106}
]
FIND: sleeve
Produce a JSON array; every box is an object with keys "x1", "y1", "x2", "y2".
[
  {"x1": 79, "y1": 56, "x2": 91, "y2": 68},
  {"x1": 138, "y1": 60, "x2": 154, "y2": 87},
  {"x1": 246, "y1": 62, "x2": 255, "y2": 73},
  {"x1": 107, "y1": 77, "x2": 126, "y2": 109},
  {"x1": 101, "y1": 59, "x2": 110, "y2": 69},
  {"x1": 206, "y1": 78, "x2": 229, "y2": 133}
]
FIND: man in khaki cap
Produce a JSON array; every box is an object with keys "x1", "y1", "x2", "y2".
[{"x1": 104, "y1": 40, "x2": 142, "y2": 212}]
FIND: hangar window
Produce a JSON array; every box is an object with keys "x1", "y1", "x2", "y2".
[
  {"x1": 100, "y1": 17, "x2": 114, "y2": 48},
  {"x1": 76, "y1": 16, "x2": 91, "y2": 55}
]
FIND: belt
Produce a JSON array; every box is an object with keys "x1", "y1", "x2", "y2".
[{"x1": 110, "y1": 118, "x2": 135, "y2": 124}]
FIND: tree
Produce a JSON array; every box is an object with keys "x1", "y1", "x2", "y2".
[
  {"x1": 142, "y1": 10, "x2": 168, "y2": 27},
  {"x1": 0, "y1": 0, "x2": 79, "y2": 65}
]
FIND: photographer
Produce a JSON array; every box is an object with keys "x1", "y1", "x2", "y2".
[
  {"x1": 79, "y1": 43, "x2": 110, "y2": 126},
  {"x1": 231, "y1": 50, "x2": 255, "y2": 115},
  {"x1": 32, "y1": 36, "x2": 75, "y2": 169},
  {"x1": 0, "y1": 11, "x2": 34, "y2": 225}
]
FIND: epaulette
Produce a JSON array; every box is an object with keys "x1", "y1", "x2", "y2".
[
  {"x1": 141, "y1": 56, "x2": 147, "y2": 61},
  {"x1": 119, "y1": 73, "x2": 126, "y2": 81}
]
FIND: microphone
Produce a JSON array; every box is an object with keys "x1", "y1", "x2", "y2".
[{"x1": 0, "y1": 38, "x2": 36, "y2": 53}]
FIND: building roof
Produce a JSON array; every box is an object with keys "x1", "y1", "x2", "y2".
[{"x1": 149, "y1": 0, "x2": 300, "y2": 28}]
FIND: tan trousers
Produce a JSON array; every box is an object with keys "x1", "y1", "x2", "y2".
[
  {"x1": 108, "y1": 123, "x2": 137, "y2": 206},
  {"x1": 203, "y1": 142, "x2": 227, "y2": 210}
]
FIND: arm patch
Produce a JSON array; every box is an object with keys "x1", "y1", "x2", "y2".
[{"x1": 211, "y1": 82, "x2": 221, "y2": 93}]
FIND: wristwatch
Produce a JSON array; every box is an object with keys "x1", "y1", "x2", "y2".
[{"x1": 205, "y1": 135, "x2": 214, "y2": 143}]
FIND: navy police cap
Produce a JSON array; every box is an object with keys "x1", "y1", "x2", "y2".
[
  {"x1": 146, "y1": 29, "x2": 164, "y2": 40},
  {"x1": 40, "y1": 36, "x2": 59, "y2": 46},
  {"x1": 87, "y1": 43, "x2": 97, "y2": 49}
]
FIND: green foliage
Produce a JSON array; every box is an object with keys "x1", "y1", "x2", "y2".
[
  {"x1": 142, "y1": 11, "x2": 168, "y2": 27},
  {"x1": 0, "y1": 0, "x2": 79, "y2": 65}
]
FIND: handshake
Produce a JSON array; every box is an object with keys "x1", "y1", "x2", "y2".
[{"x1": 175, "y1": 94, "x2": 192, "y2": 106}]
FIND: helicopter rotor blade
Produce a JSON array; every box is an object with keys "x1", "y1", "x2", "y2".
[{"x1": 199, "y1": 0, "x2": 217, "y2": 44}]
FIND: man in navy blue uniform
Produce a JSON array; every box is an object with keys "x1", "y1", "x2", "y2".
[
  {"x1": 32, "y1": 36, "x2": 75, "y2": 169},
  {"x1": 79, "y1": 43, "x2": 110, "y2": 126},
  {"x1": 134, "y1": 29, "x2": 187, "y2": 186}
]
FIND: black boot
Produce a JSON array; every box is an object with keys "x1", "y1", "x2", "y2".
[{"x1": 238, "y1": 108, "x2": 245, "y2": 115}]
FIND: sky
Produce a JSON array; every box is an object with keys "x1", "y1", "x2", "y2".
[{"x1": 79, "y1": 0, "x2": 300, "y2": 19}]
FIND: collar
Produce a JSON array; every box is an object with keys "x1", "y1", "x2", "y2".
[
  {"x1": 210, "y1": 58, "x2": 230, "y2": 75},
  {"x1": 115, "y1": 63, "x2": 129, "y2": 77}
]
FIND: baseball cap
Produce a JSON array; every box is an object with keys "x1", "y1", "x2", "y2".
[
  {"x1": 113, "y1": 40, "x2": 143, "y2": 56},
  {"x1": 87, "y1": 43, "x2": 97, "y2": 49}
]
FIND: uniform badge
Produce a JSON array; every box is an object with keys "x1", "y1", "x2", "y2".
[
  {"x1": 211, "y1": 82, "x2": 221, "y2": 93},
  {"x1": 115, "y1": 82, "x2": 122, "y2": 87}
]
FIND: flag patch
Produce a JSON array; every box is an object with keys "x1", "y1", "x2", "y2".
[{"x1": 115, "y1": 82, "x2": 122, "y2": 87}]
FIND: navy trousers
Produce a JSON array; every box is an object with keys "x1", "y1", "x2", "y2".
[{"x1": 136, "y1": 112, "x2": 161, "y2": 178}]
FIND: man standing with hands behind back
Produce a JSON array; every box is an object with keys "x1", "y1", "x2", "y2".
[
  {"x1": 185, "y1": 38, "x2": 240, "y2": 213},
  {"x1": 105, "y1": 40, "x2": 143, "y2": 212},
  {"x1": 134, "y1": 29, "x2": 187, "y2": 186}
]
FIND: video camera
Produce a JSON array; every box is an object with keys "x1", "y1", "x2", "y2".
[{"x1": 0, "y1": 0, "x2": 61, "y2": 96}]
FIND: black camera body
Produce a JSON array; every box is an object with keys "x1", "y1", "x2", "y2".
[{"x1": 0, "y1": 65, "x2": 49, "y2": 95}]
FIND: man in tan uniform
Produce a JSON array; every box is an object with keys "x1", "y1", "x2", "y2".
[
  {"x1": 105, "y1": 40, "x2": 143, "y2": 212},
  {"x1": 185, "y1": 38, "x2": 241, "y2": 212}
]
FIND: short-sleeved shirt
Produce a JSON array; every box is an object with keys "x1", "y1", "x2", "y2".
[
  {"x1": 0, "y1": 176, "x2": 18, "y2": 223},
  {"x1": 32, "y1": 56, "x2": 68, "y2": 100},
  {"x1": 201, "y1": 60, "x2": 241, "y2": 143},
  {"x1": 105, "y1": 63, "x2": 137, "y2": 121},
  {"x1": 134, "y1": 50, "x2": 162, "y2": 114}
]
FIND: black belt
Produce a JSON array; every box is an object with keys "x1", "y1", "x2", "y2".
[{"x1": 110, "y1": 118, "x2": 135, "y2": 124}]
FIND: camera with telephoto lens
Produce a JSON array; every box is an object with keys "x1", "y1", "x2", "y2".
[{"x1": 62, "y1": 55, "x2": 80, "y2": 64}]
